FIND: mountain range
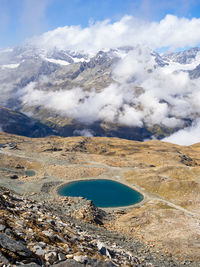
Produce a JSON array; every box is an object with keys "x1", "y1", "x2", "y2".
[{"x1": 0, "y1": 44, "x2": 200, "y2": 140}]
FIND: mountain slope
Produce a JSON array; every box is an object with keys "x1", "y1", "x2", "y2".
[
  {"x1": 0, "y1": 106, "x2": 55, "y2": 137},
  {"x1": 0, "y1": 45, "x2": 200, "y2": 140}
]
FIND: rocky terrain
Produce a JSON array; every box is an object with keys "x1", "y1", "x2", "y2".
[
  {"x1": 0, "y1": 187, "x2": 152, "y2": 267},
  {"x1": 0, "y1": 131, "x2": 200, "y2": 266}
]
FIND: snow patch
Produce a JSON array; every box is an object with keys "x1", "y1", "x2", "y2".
[
  {"x1": 162, "y1": 56, "x2": 200, "y2": 74},
  {"x1": 43, "y1": 57, "x2": 70, "y2": 66},
  {"x1": 72, "y1": 57, "x2": 90, "y2": 63},
  {"x1": 1, "y1": 63, "x2": 20, "y2": 69}
]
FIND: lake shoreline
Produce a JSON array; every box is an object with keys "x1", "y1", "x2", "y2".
[
  {"x1": 54, "y1": 176, "x2": 147, "y2": 210},
  {"x1": 57, "y1": 178, "x2": 144, "y2": 208}
]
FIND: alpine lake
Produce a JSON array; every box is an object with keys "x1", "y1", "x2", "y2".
[{"x1": 58, "y1": 179, "x2": 143, "y2": 208}]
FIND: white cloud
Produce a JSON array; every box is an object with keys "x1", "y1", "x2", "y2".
[
  {"x1": 73, "y1": 129, "x2": 94, "y2": 137},
  {"x1": 13, "y1": 14, "x2": 200, "y2": 145},
  {"x1": 19, "y1": 45, "x2": 200, "y2": 134},
  {"x1": 30, "y1": 15, "x2": 200, "y2": 53},
  {"x1": 163, "y1": 119, "x2": 200, "y2": 145},
  {"x1": 21, "y1": 82, "x2": 142, "y2": 126},
  {"x1": 118, "y1": 105, "x2": 143, "y2": 127},
  {"x1": 112, "y1": 46, "x2": 155, "y2": 83}
]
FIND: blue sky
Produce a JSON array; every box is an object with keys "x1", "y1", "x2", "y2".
[{"x1": 0, "y1": 0, "x2": 200, "y2": 48}]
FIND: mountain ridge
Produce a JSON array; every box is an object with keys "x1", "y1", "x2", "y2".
[{"x1": 0, "y1": 45, "x2": 200, "y2": 141}]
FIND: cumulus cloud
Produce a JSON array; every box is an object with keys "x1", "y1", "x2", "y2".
[
  {"x1": 20, "y1": 82, "x2": 143, "y2": 126},
  {"x1": 30, "y1": 15, "x2": 200, "y2": 53},
  {"x1": 19, "y1": 45, "x2": 200, "y2": 133},
  {"x1": 13, "y1": 14, "x2": 200, "y2": 145},
  {"x1": 163, "y1": 119, "x2": 200, "y2": 146}
]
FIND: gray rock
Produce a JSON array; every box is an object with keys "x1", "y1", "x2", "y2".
[
  {"x1": 86, "y1": 259, "x2": 117, "y2": 266},
  {"x1": 45, "y1": 251, "x2": 58, "y2": 264},
  {"x1": 73, "y1": 255, "x2": 88, "y2": 264},
  {"x1": 46, "y1": 218, "x2": 56, "y2": 225},
  {"x1": 97, "y1": 241, "x2": 114, "y2": 259},
  {"x1": 33, "y1": 245, "x2": 45, "y2": 256},
  {"x1": 0, "y1": 233, "x2": 32, "y2": 257},
  {"x1": 5, "y1": 228, "x2": 13, "y2": 236},
  {"x1": 58, "y1": 252, "x2": 66, "y2": 261},
  {"x1": 53, "y1": 259, "x2": 117, "y2": 267},
  {"x1": 42, "y1": 230, "x2": 54, "y2": 238},
  {"x1": 41, "y1": 182, "x2": 62, "y2": 194},
  {"x1": 16, "y1": 263, "x2": 41, "y2": 267},
  {"x1": 52, "y1": 259, "x2": 82, "y2": 267},
  {"x1": 38, "y1": 241, "x2": 46, "y2": 249},
  {"x1": 0, "y1": 250, "x2": 9, "y2": 264},
  {"x1": 0, "y1": 224, "x2": 6, "y2": 231},
  {"x1": 54, "y1": 234, "x2": 67, "y2": 243}
]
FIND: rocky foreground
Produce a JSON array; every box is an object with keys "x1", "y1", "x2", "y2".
[
  {"x1": 0, "y1": 186, "x2": 154, "y2": 267},
  {"x1": 0, "y1": 132, "x2": 200, "y2": 266}
]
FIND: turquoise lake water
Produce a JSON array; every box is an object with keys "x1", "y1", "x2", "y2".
[
  {"x1": 58, "y1": 179, "x2": 143, "y2": 208},
  {"x1": 25, "y1": 170, "x2": 36, "y2": 177}
]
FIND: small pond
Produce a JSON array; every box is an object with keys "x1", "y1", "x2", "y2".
[
  {"x1": 25, "y1": 170, "x2": 36, "y2": 177},
  {"x1": 58, "y1": 179, "x2": 143, "y2": 208}
]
